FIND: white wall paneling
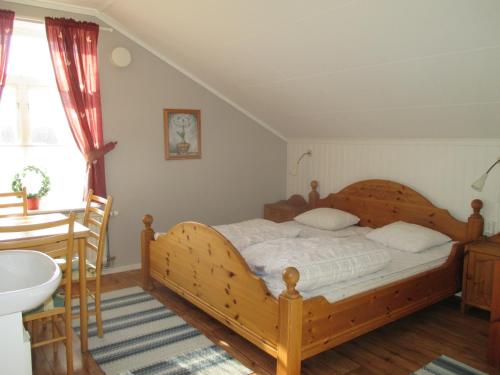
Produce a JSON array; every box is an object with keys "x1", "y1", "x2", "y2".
[{"x1": 287, "y1": 139, "x2": 500, "y2": 233}]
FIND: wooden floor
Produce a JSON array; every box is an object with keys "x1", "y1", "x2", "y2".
[{"x1": 32, "y1": 270, "x2": 498, "y2": 375}]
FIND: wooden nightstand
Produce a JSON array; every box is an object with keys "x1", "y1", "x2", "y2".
[
  {"x1": 263, "y1": 195, "x2": 308, "y2": 223},
  {"x1": 461, "y1": 234, "x2": 500, "y2": 313},
  {"x1": 489, "y1": 257, "x2": 500, "y2": 368}
]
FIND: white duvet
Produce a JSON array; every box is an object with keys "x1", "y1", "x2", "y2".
[
  {"x1": 240, "y1": 236, "x2": 391, "y2": 292},
  {"x1": 212, "y1": 219, "x2": 372, "y2": 251},
  {"x1": 213, "y1": 219, "x2": 302, "y2": 250}
]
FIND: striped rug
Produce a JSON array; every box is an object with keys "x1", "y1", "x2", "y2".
[
  {"x1": 412, "y1": 355, "x2": 487, "y2": 375},
  {"x1": 72, "y1": 286, "x2": 251, "y2": 375}
]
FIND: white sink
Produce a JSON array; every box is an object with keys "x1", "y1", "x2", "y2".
[{"x1": 0, "y1": 250, "x2": 62, "y2": 316}]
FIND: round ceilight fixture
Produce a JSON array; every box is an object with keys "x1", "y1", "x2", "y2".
[{"x1": 111, "y1": 47, "x2": 132, "y2": 68}]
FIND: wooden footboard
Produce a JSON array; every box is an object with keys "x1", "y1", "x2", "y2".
[{"x1": 142, "y1": 217, "x2": 281, "y2": 356}]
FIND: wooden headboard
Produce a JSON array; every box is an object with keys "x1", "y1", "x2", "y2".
[{"x1": 292, "y1": 179, "x2": 484, "y2": 243}]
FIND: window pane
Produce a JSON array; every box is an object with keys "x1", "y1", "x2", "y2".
[
  {"x1": 0, "y1": 86, "x2": 19, "y2": 144},
  {"x1": 7, "y1": 25, "x2": 55, "y2": 84},
  {"x1": 0, "y1": 146, "x2": 86, "y2": 206},
  {"x1": 0, "y1": 20, "x2": 87, "y2": 207},
  {"x1": 22, "y1": 146, "x2": 86, "y2": 206},
  {"x1": 0, "y1": 147, "x2": 24, "y2": 192},
  {"x1": 28, "y1": 87, "x2": 73, "y2": 145}
]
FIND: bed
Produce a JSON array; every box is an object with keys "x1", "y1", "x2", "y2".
[{"x1": 140, "y1": 179, "x2": 484, "y2": 374}]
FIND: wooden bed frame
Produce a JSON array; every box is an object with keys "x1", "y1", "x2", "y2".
[{"x1": 141, "y1": 180, "x2": 484, "y2": 374}]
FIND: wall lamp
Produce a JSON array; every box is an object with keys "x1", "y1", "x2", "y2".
[
  {"x1": 471, "y1": 157, "x2": 500, "y2": 192},
  {"x1": 289, "y1": 150, "x2": 312, "y2": 176}
]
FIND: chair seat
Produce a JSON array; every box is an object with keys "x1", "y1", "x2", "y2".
[
  {"x1": 23, "y1": 290, "x2": 65, "y2": 318},
  {"x1": 55, "y1": 257, "x2": 98, "y2": 281},
  {"x1": 72, "y1": 261, "x2": 98, "y2": 281}
]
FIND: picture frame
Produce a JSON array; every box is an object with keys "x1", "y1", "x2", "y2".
[{"x1": 163, "y1": 109, "x2": 201, "y2": 160}]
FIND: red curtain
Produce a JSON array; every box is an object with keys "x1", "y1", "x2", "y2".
[
  {"x1": 45, "y1": 17, "x2": 116, "y2": 197},
  {"x1": 0, "y1": 10, "x2": 14, "y2": 101}
]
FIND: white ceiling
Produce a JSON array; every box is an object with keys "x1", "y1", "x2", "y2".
[{"x1": 13, "y1": 0, "x2": 500, "y2": 139}]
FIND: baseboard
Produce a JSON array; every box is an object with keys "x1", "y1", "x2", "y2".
[{"x1": 103, "y1": 262, "x2": 141, "y2": 275}]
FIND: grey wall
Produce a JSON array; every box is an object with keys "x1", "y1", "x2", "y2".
[{"x1": 0, "y1": 2, "x2": 287, "y2": 267}]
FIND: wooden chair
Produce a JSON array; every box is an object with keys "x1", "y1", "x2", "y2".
[
  {"x1": 72, "y1": 190, "x2": 113, "y2": 338},
  {"x1": 0, "y1": 188, "x2": 27, "y2": 217},
  {"x1": 0, "y1": 213, "x2": 76, "y2": 374}
]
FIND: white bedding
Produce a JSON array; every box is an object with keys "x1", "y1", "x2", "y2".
[
  {"x1": 261, "y1": 240, "x2": 454, "y2": 303},
  {"x1": 212, "y1": 219, "x2": 370, "y2": 251},
  {"x1": 213, "y1": 218, "x2": 302, "y2": 250},
  {"x1": 278, "y1": 221, "x2": 373, "y2": 238},
  {"x1": 155, "y1": 219, "x2": 369, "y2": 244},
  {"x1": 241, "y1": 236, "x2": 392, "y2": 290}
]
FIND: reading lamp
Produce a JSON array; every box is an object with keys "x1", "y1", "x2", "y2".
[
  {"x1": 471, "y1": 157, "x2": 500, "y2": 192},
  {"x1": 289, "y1": 150, "x2": 312, "y2": 176}
]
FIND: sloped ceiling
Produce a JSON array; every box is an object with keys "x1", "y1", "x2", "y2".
[{"x1": 11, "y1": 0, "x2": 500, "y2": 139}]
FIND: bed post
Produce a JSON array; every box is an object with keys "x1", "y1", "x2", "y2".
[
  {"x1": 141, "y1": 214, "x2": 155, "y2": 291},
  {"x1": 466, "y1": 199, "x2": 484, "y2": 241},
  {"x1": 309, "y1": 180, "x2": 319, "y2": 208},
  {"x1": 277, "y1": 267, "x2": 303, "y2": 375}
]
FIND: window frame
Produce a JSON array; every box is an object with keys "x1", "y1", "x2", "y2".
[{"x1": 0, "y1": 20, "x2": 86, "y2": 207}]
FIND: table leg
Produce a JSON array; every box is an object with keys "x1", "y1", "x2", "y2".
[{"x1": 79, "y1": 238, "x2": 88, "y2": 352}]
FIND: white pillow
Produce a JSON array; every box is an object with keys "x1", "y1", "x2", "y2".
[
  {"x1": 366, "y1": 221, "x2": 451, "y2": 253},
  {"x1": 294, "y1": 208, "x2": 359, "y2": 231}
]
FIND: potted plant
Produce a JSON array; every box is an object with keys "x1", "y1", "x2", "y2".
[{"x1": 12, "y1": 166, "x2": 51, "y2": 210}]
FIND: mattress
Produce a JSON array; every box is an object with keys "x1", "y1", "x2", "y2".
[{"x1": 262, "y1": 222, "x2": 455, "y2": 303}]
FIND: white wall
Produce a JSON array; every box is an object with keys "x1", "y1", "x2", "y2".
[{"x1": 288, "y1": 139, "x2": 500, "y2": 234}]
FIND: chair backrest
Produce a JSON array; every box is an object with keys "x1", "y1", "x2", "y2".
[
  {"x1": 0, "y1": 213, "x2": 76, "y2": 301},
  {"x1": 0, "y1": 188, "x2": 28, "y2": 218},
  {"x1": 83, "y1": 190, "x2": 113, "y2": 272}
]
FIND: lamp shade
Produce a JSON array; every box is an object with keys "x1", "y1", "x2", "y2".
[{"x1": 471, "y1": 173, "x2": 488, "y2": 192}]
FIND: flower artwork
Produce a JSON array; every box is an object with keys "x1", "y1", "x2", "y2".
[{"x1": 164, "y1": 109, "x2": 201, "y2": 160}]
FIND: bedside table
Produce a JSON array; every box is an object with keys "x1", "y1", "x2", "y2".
[
  {"x1": 461, "y1": 234, "x2": 500, "y2": 313},
  {"x1": 488, "y1": 257, "x2": 500, "y2": 368},
  {"x1": 263, "y1": 196, "x2": 308, "y2": 223}
]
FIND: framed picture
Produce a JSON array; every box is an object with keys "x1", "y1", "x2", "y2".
[{"x1": 163, "y1": 109, "x2": 201, "y2": 160}]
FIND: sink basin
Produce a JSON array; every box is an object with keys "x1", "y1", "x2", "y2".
[{"x1": 0, "y1": 250, "x2": 62, "y2": 316}]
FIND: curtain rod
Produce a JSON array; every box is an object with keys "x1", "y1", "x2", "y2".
[{"x1": 15, "y1": 15, "x2": 114, "y2": 32}]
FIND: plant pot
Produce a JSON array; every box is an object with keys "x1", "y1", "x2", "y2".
[
  {"x1": 176, "y1": 142, "x2": 191, "y2": 155},
  {"x1": 27, "y1": 197, "x2": 40, "y2": 210}
]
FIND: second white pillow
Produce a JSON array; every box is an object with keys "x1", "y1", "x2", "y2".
[
  {"x1": 366, "y1": 221, "x2": 451, "y2": 253},
  {"x1": 294, "y1": 207, "x2": 359, "y2": 231}
]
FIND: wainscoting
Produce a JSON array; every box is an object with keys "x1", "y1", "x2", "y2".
[{"x1": 287, "y1": 139, "x2": 500, "y2": 232}]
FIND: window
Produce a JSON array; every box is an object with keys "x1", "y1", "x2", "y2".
[{"x1": 0, "y1": 20, "x2": 86, "y2": 207}]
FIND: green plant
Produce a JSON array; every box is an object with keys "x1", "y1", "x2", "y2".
[{"x1": 12, "y1": 166, "x2": 51, "y2": 198}]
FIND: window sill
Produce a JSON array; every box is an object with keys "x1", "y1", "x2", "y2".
[{"x1": 28, "y1": 202, "x2": 87, "y2": 215}]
